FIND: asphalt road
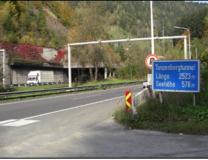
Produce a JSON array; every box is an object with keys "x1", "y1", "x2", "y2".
[
  {"x1": 1, "y1": 84, "x2": 208, "y2": 158},
  {"x1": 0, "y1": 84, "x2": 141, "y2": 121}
]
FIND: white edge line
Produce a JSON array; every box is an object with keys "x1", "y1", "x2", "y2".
[
  {"x1": 0, "y1": 119, "x2": 17, "y2": 125},
  {"x1": 0, "y1": 84, "x2": 140, "y2": 106},
  {"x1": 24, "y1": 96, "x2": 124, "y2": 120},
  {"x1": 3, "y1": 119, "x2": 40, "y2": 127}
]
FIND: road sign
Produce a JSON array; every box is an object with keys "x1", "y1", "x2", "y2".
[
  {"x1": 152, "y1": 60, "x2": 200, "y2": 92},
  {"x1": 125, "y1": 91, "x2": 132, "y2": 112},
  {"x1": 145, "y1": 54, "x2": 158, "y2": 69}
]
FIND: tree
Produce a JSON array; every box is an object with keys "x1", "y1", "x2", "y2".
[
  {"x1": 68, "y1": 1, "x2": 119, "y2": 81},
  {"x1": 175, "y1": 7, "x2": 208, "y2": 39}
]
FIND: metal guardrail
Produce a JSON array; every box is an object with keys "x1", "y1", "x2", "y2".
[
  {"x1": 10, "y1": 82, "x2": 65, "y2": 87},
  {"x1": 133, "y1": 88, "x2": 151, "y2": 107},
  {"x1": 0, "y1": 81, "x2": 141, "y2": 100},
  {"x1": 128, "y1": 87, "x2": 151, "y2": 115}
]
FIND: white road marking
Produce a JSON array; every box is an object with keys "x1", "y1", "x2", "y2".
[
  {"x1": 0, "y1": 84, "x2": 140, "y2": 106},
  {"x1": 0, "y1": 119, "x2": 17, "y2": 125},
  {"x1": 1, "y1": 119, "x2": 39, "y2": 127},
  {"x1": 23, "y1": 96, "x2": 124, "y2": 120},
  {"x1": 0, "y1": 96, "x2": 123, "y2": 127}
]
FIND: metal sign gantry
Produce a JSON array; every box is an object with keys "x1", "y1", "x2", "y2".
[{"x1": 67, "y1": 35, "x2": 188, "y2": 87}]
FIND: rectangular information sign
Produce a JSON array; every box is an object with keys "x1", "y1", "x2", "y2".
[{"x1": 152, "y1": 60, "x2": 200, "y2": 92}]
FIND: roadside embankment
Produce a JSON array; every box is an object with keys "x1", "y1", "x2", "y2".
[{"x1": 114, "y1": 91, "x2": 208, "y2": 135}]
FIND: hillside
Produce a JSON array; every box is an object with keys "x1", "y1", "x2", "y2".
[
  {"x1": 0, "y1": 1, "x2": 208, "y2": 81},
  {"x1": 69, "y1": 1, "x2": 206, "y2": 40},
  {"x1": 0, "y1": 1, "x2": 72, "y2": 48},
  {"x1": 0, "y1": 1, "x2": 206, "y2": 48}
]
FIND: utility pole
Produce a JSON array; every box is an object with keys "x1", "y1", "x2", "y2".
[
  {"x1": 188, "y1": 30, "x2": 192, "y2": 59},
  {"x1": 195, "y1": 48, "x2": 198, "y2": 59},
  {"x1": 162, "y1": 22, "x2": 165, "y2": 55},
  {"x1": 174, "y1": 26, "x2": 191, "y2": 59},
  {"x1": 150, "y1": 1, "x2": 155, "y2": 55},
  {"x1": 184, "y1": 37, "x2": 188, "y2": 59},
  {"x1": 150, "y1": 1, "x2": 157, "y2": 99}
]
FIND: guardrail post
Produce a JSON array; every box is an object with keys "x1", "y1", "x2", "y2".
[
  {"x1": 193, "y1": 93, "x2": 196, "y2": 106},
  {"x1": 159, "y1": 92, "x2": 163, "y2": 104},
  {"x1": 132, "y1": 94, "x2": 137, "y2": 115}
]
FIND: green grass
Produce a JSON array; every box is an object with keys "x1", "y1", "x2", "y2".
[
  {"x1": 74, "y1": 78, "x2": 138, "y2": 87},
  {"x1": 114, "y1": 93, "x2": 208, "y2": 135},
  {"x1": 14, "y1": 78, "x2": 138, "y2": 91}
]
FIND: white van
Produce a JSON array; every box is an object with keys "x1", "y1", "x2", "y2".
[{"x1": 27, "y1": 70, "x2": 54, "y2": 84}]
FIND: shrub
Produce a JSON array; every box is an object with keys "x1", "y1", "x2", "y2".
[
  {"x1": 114, "y1": 92, "x2": 208, "y2": 134},
  {"x1": 0, "y1": 85, "x2": 16, "y2": 92}
]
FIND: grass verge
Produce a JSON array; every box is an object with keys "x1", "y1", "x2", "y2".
[
  {"x1": 114, "y1": 93, "x2": 208, "y2": 135},
  {"x1": 73, "y1": 78, "x2": 138, "y2": 87},
  {"x1": 13, "y1": 78, "x2": 138, "y2": 91}
]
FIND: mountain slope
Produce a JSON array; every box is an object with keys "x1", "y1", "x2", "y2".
[{"x1": 0, "y1": 1, "x2": 72, "y2": 48}]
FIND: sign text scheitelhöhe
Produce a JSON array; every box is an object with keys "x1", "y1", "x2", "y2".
[{"x1": 152, "y1": 60, "x2": 200, "y2": 92}]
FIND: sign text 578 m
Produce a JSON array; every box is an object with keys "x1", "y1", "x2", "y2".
[{"x1": 152, "y1": 60, "x2": 200, "y2": 92}]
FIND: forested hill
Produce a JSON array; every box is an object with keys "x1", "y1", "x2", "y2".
[
  {"x1": 0, "y1": 1, "x2": 206, "y2": 48},
  {"x1": 0, "y1": 1, "x2": 73, "y2": 48},
  {"x1": 69, "y1": 1, "x2": 205, "y2": 38}
]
